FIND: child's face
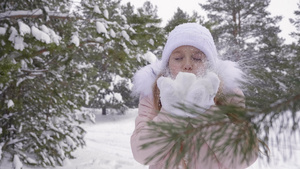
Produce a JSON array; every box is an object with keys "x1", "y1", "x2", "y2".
[{"x1": 168, "y1": 45, "x2": 207, "y2": 78}]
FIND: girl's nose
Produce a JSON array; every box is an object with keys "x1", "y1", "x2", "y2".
[{"x1": 183, "y1": 58, "x2": 193, "y2": 70}]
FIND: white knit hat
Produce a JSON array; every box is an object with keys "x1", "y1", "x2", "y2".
[{"x1": 161, "y1": 23, "x2": 219, "y2": 70}]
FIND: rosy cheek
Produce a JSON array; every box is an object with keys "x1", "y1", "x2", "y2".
[
  {"x1": 196, "y1": 65, "x2": 207, "y2": 75},
  {"x1": 173, "y1": 71, "x2": 179, "y2": 78},
  {"x1": 168, "y1": 67, "x2": 178, "y2": 78}
]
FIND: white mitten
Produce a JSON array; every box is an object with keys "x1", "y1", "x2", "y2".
[
  {"x1": 157, "y1": 76, "x2": 182, "y2": 116},
  {"x1": 185, "y1": 72, "x2": 220, "y2": 116},
  {"x1": 157, "y1": 72, "x2": 197, "y2": 116}
]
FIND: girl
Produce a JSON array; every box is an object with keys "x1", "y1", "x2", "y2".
[{"x1": 131, "y1": 23, "x2": 258, "y2": 169}]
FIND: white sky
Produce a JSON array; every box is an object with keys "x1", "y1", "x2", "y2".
[{"x1": 121, "y1": 0, "x2": 299, "y2": 44}]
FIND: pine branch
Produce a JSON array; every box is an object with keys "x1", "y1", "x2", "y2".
[
  {"x1": 141, "y1": 104, "x2": 259, "y2": 168},
  {"x1": 263, "y1": 93, "x2": 300, "y2": 114}
]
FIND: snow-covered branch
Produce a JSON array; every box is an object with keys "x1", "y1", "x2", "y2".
[
  {"x1": 0, "y1": 9, "x2": 75, "y2": 20},
  {"x1": 21, "y1": 69, "x2": 48, "y2": 73}
]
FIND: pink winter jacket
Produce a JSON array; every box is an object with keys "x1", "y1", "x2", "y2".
[{"x1": 130, "y1": 88, "x2": 258, "y2": 169}]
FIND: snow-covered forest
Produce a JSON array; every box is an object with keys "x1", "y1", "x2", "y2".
[{"x1": 0, "y1": 0, "x2": 300, "y2": 168}]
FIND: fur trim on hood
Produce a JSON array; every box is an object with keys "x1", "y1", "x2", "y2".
[
  {"x1": 132, "y1": 59, "x2": 246, "y2": 98},
  {"x1": 131, "y1": 60, "x2": 164, "y2": 98},
  {"x1": 215, "y1": 60, "x2": 246, "y2": 94}
]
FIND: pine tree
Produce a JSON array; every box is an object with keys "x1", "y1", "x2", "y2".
[
  {"x1": 79, "y1": 0, "x2": 143, "y2": 115},
  {"x1": 199, "y1": 0, "x2": 296, "y2": 138},
  {"x1": 164, "y1": 8, "x2": 204, "y2": 33},
  {"x1": 286, "y1": 2, "x2": 300, "y2": 120},
  {"x1": 120, "y1": 1, "x2": 166, "y2": 108},
  {"x1": 0, "y1": 0, "x2": 94, "y2": 166},
  {"x1": 290, "y1": 3, "x2": 300, "y2": 47},
  {"x1": 200, "y1": 0, "x2": 283, "y2": 62},
  {"x1": 121, "y1": 1, "x2": 165, "y2": 58}
]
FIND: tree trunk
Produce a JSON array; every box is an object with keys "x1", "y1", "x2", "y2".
[{"x1": 102, "y1": 106, "x2": 107, "y2": 115}]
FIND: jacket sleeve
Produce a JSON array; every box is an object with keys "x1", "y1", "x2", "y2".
[
  {"x1": 130, "y1": 95, "x2": 176, "y2": 165},
  {"x1": 203, "y1": 88, "x2": 258, "y2": 169}
]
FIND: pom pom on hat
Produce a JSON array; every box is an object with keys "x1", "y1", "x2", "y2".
[{"x1": 161, "y1": 23, "x2": 219, "y2": 70}]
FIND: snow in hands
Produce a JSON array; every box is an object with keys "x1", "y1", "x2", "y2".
[{"x1": 157, "y1": 72, "x2": 220, "y2": 117}]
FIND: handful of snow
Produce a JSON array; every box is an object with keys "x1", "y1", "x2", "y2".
[{"x1": 157, "y1": 72, "x2": 220, "y2": 117}]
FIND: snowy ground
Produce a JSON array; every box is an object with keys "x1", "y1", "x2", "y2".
[{"x1": 1, "y1": 108, "x2": 299, "y2": 169}]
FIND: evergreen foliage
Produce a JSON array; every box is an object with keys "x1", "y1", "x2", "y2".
[
  {"x1": 120, "y1": 1, "x2": 165, "y2": 108},
  {"x1": 200, "y1": 0, "x2": 283, "y2": 61},
  {"x1": 164, "y1": 8, "x2": 204, "y2": 33},
  {"x1": 0, "y1": 0, "x2": 163, "y2": 166},
  {"x1": 0, "y1": 0, "x2": 92, "y2": 166},
  {"x1": 199, "y1": 1, "x2": 298, "y2": 147},
  {"x1": 79, "y1": 0, "x2": 144, "y2": 114},
  {"x1": 143, "y1": 105, "x2": 258, "y2": 168},
  {"x1": 122, "y1": 1, "x2": 165, "y2": 57}
]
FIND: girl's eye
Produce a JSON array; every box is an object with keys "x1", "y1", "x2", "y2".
[
  {"x1": 193, "y1": 57, "x2": 202, "y2": 61},
  {"x1": 172, "y1": 54, "x2": 183, "y2": 61},
  {"x1": 175, "y1": 57, "x2": 183, "y2": 61},
  {"x1": 192, "y1": 53, "x2": 206, "y2": 62}
]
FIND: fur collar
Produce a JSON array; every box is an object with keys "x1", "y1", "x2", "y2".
[
  {"x1": 215, "y1": 60, "x2": 246, "y2": 94},
  {"x1": 131, "y1": 61, "x2": 164, "y2": 98}
]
